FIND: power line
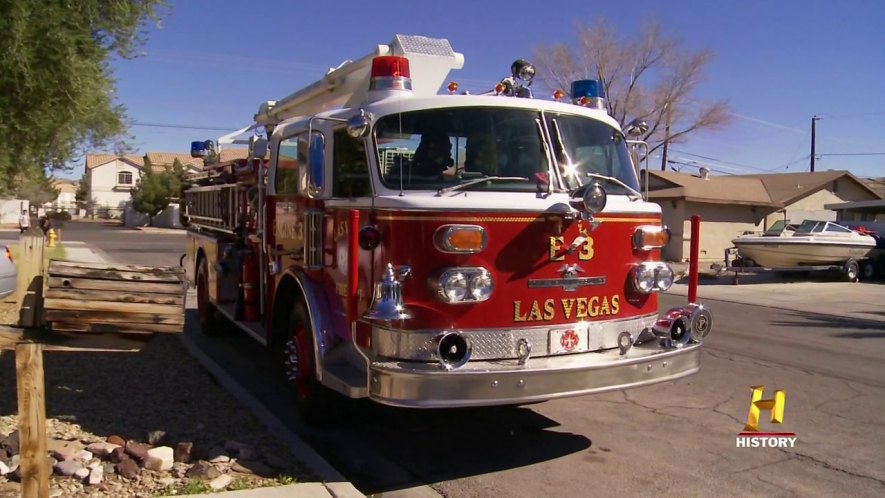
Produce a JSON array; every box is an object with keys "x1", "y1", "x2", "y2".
[
  {"x1": 818, "y1": 152, "x2": 885, "y2": 156},
  {"x1": 130, "y1": 121, "x2": 240, "y2": 132}
]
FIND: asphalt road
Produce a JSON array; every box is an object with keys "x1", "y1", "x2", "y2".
[{"x1": 17, "y1": 222, "x2": 885, "y2": 497}]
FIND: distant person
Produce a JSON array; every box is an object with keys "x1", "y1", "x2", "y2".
[
  {"x1": 18, "y1": 210, "x2": 29, "y2": 233},
  {"x1": 38, "y1": 215, "x2": 50, "y2": 236}
]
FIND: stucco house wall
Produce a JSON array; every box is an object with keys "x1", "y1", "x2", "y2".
[{"x1": 88, "y1": 159, "x2": 141, "y2": 218}]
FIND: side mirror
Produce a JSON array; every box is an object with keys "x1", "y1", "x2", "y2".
[
  {"x1": 625, "y1": 119, "x2": 649, "y2": 138},
  {"x1": 249, "y1": 137, "x2": 268, "y2": 159}
]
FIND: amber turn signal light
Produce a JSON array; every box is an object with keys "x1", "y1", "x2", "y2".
[
  {"x1": 632, "y1": 225, "x2": 671, "y2": 251},
  {"x1": 434, "y1": 225, "x2": 487, "y2": 254}
]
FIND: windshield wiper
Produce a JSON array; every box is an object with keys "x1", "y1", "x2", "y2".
[
  {"x1": 581, "y1": 172, "x2": 643, "y2": 201},
  {"x1": 436, "y1": 176, "x2": 530, "y2": 196}
]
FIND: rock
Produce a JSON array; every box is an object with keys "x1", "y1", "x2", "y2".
[
  {"x1": 106, "y1": 435, "x2": 125, "y2": 446},
  {"x1": 87, "y1": 466, "x2": 103, "y2": 486},
  {"x1": 146, "y1": 430, "x2": 168, "y2": 446},
  {"x1": 8, "y1": 454, "x2": 20, "y2": 473},
  {"x1": 0, "y1": 481, "x2": 21, "y2": 495},
  {"x1": 124, "y1": 442, "x2": 149, "y2": 462},
  {"x1": 174, "y1": 442, "x2": 193, "y2": 463},
  {"x1": 185, "y1": 460, "x2": 220, "y2": 480},
  {"x1": 48, "y1": 486, "x2": 62, "y2": 498},
  {"x1": 171, "y1": 462, "x2": 189, "y2": 478},
  {"x1": 232, "y1": 459, "x2": 276, "y2": 477},
  {"x1": 109, "y1": 447, "x2": 128, "y2": 463},
  {"x1": 86, "y1": 442, "x2": 120, "y2": 459},
  {"x1": 74, "y1": 467, "x2": 90, "y2": 479},
  {"x1": 0, "y1": 431, "x2": 19, "y2": 456},
  {"x1": 74, "y1": 450, "x2": 93, "y2": 462},
  {"x1": 101, "y1": 462, "x2": 115, "y2": 477},
  {"x1": 208, "y1": 474, "x2": 232, "y2": 491},
  {"x1": 47, "y1": 439, "x2": 83, "y2": 462},
  {"x1": 0, "y1": 461, "x2": 9, "y2": 476},
  {"x1": 115, "y1": 459, "x2": 140, "y2": 480},
  {"x1": 205, "y1": 446, "x2": 230, "y2": 463},
  {"x1": 53, "y1": 460, "x2": 84, "y2": 477},
  {"x1": 0, "y1": 448, "x2": 7, "y2": 460},
  {"x1": 144, "y1": 446, "x2": 174, "y2": 471}
]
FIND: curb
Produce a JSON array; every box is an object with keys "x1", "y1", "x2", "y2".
[{"x1": 177, "y1": 328, "x2": 365, "y2": 498}]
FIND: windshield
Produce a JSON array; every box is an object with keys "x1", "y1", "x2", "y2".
[
  {"x1": 374, "y1": 108, "x2": 547, "y2": 191},
  {"x1": 547, "y1": 113, "x2": 640, "y2": 193}
]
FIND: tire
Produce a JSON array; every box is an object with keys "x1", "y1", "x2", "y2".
[
  {"x1": 860, "y1": 261, "x2": 876, "y2": 281},
  {"x1": 196, "y1": 258, "x2": 220, "y2": 335},
  {"x1": 843, "y1": 259, "x2": 859, "y2": 282},
  {"x1": 282, "y1": 302, "x2": 341, "y2": 425}
]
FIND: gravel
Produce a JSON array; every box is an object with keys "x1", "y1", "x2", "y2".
[{"x1": 0, "y1": 297, "x2": 317, "y2": 497}]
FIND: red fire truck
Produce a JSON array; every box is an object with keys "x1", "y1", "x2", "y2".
[{"x1": 184, "y1": 35, "x2": 712, "y2": 422}]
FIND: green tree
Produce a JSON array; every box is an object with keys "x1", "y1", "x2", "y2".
[
  {"x1": 0, "y1": 1, "x2": 168, "y2": 187},
  {"x1": 533, "y1": 19, "x2": 730, "y2": 168},
  {"x1": 130, "y1": 158, "x2": 170, "y2": 225},
  {"x1": 13, "y1": 169, "x2": 60, "y2": 206},
  {"x1": 75, "y1": 173, "x2": 90, "y2": 202}
]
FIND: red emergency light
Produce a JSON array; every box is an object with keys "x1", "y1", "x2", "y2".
[{"x1": 369, "y1": 56, "x2": 413, "y2": 92}]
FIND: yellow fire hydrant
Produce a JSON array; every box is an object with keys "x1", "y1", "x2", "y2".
[{"x1": 48, "y1": 228, "x2": 57, "y2": 247}]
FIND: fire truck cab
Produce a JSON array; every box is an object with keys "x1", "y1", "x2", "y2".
[{"x1": 184, "y1": 34, "x2": 712, "y2": 422}]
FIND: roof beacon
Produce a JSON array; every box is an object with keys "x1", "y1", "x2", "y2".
[
  {"x1": 571, "y1": 80, "x2": 607, "y2": 112},
  {"x1": 369, "y1": 56, "x2": 412, "y2": 92}
]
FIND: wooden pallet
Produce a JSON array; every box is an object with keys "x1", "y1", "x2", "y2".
[{"x1": 42, "y1": 260, "x2": 188, "y2": 335}]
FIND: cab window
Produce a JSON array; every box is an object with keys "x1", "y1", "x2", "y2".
[{"x1": 332, "y1": 129, "x2": 371, "y2": 198}]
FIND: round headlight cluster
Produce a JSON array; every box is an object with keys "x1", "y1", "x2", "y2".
[
  {"x1": 583, "y1": 183, "x2": 607, "y2": 214},
  {"x1": 436, "y1": 268, "x2": 494, "y2": 303},
  {"x1": 631, "y1": 262, "x2": 675, "y2": 294}
]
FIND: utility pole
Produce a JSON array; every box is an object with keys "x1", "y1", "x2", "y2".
[
  {"x1": 810, "y1": 115, "x2": 820, "y2": 172},
  {"x1": 660, "y1": 105, "x2": 671, "y2": 171}
]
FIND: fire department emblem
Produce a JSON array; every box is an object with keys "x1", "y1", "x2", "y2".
[
  {"x1": 560, "y1": 329, "x2": 580, "y2": 352},
  {"x1": 558, "y1": 264, "x2": 582, "y2": 278}
]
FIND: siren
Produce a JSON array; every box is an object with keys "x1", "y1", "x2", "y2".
[
  {"x1": 369, "y1": 56, "x2": 412, "y2": 92},
  {"x1": 571, "y1": 80, "x2": 607, "y2": 111}
]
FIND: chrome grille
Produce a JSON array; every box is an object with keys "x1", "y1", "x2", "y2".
[{"x1": 304, "y1": 210, "x2": 323, "y2": 269}]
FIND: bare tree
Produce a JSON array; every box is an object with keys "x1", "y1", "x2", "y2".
[{"x1": 533, "y1": 19, "x2": 731, "y2": 168}]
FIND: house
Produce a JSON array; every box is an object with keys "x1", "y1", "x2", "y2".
[
  {"x1": 84, "y1": 149, "x2": 248, "y2": 221},
  {"x1": 46, "y1": 179, "x2": 79, "y2": 213},
  {"x1": 641, "y1": 169, "x2": 883, "y2": 262}
]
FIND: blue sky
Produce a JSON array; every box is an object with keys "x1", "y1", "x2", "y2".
[{"x1": 90, "y1": 0, "x2": 884, "y2": 180}]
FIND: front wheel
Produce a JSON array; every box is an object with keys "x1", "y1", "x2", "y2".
[
  {"x1": 196, "y1": 258, "x2": 220, "y2": 335},
  {"x1": 282, "y1": 302, "x2": 341, "y2": 425}
]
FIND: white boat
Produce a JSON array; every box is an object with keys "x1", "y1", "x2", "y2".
[{"x1": 732, "y1": 220, "x2": 877, "y2": 268}]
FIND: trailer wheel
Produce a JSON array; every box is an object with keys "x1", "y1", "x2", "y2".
[
  {"x1": 196, "y1": 258, "x2": 220, "y2": 335},
  {"x1": 843, "y1": 259, "x2": 860, "y2": 282},
  {"x1": 283, "y1": 302, "x2": 338, "y2": 425},
  {"x1": 860, "y1": 260, "x2": 876, "y2": 281}
]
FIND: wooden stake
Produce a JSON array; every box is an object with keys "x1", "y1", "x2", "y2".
[
  {"x1": 15, "y1": 233, "x2": 46, "y2": 328},
  {"x1": 16, "y1": 343, "x2": 49, "y2": 498}
]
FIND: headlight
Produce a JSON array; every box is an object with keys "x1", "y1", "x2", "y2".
[
  {"x1": 442, "y1": 272, "x2": 468, "y2": 301},
  {"x1": 655, "y1": 265, "x2": 674, "y2": 290},
  {"x1": 631, "y1": 262, "x2": 674, "y2": 294},
  {"x1": 435, "y1": 267, "x2": 494, "y2": 303},
  {"x1": 583, "y1": 183, "x2": 607, "y2": 214},
  {"x1": 468, "y1": 270, "x2": 493, "y2": 301}
]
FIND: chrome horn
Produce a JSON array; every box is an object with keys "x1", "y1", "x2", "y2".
[
  {"x1": 366, "y1": 263, "x2": 411, "y2": 321},
  {"x1": 652, "y1": 303, "x2": 713, "y2": 348}
]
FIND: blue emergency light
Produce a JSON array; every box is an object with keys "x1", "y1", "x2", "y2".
[
  {"x1": 570, "y1": 80, "x2": 607, "y2": 111},
  {"x1": 571, "y1": 80, "x2": 604, "y2": 99}
]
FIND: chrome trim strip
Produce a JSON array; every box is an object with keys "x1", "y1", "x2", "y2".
[
  {"x1": 304, "y1": 210, "x2": 323, "y2": 269},
  {"x1": 371, "y1": 313, "x2": 658, "y2": 361},
  {"x1": 368, "y1": 342, "x2": 701, "y2": 408}
]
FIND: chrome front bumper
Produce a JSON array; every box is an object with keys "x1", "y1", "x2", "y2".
[{"x1": 368, "y1": 341, "x2": 701, "y2": 407}]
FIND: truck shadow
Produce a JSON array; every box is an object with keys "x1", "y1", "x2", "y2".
[{"x1": 183, "y1": 310, "x2": 595, "y2": 494}]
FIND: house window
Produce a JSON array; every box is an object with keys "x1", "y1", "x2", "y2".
[{"x1": 118, "y1": 171, "x2": 133, "y2": 185}]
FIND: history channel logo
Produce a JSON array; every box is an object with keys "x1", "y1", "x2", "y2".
[{"x1": 736, "y1": 385, "x2": 797, "y2": 448}]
